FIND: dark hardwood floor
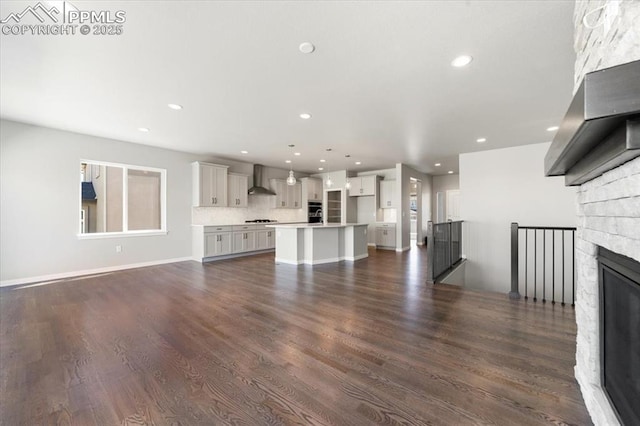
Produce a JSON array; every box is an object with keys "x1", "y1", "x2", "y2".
[{"x1": 0, "y1": 246, "x2": 591, "y2": 425}]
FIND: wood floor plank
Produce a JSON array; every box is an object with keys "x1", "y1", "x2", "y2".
[{"x1": 0, "y1": 246, "x2": 591, "y2": 425}]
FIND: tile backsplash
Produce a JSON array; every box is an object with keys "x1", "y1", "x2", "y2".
[{"x1": 192, "y1": 195, "x2": 307, "y2": 225}]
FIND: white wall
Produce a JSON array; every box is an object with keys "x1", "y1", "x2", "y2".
[{"x1": 459, "y1": 142, "x2": 576, "y2": 293}]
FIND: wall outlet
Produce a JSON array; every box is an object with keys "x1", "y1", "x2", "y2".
[{"x1": 115, "y1": 245, "x2": 122, "y2": 253}]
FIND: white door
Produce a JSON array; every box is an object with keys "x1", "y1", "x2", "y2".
[
  {"x1": 446, "y1": 190, "x2": 460, "y2": 221},
  {"x1": 436, "y1": 192, "x2": 445, "y2": 223}
]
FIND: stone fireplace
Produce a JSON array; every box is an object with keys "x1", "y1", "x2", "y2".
[
  {"x1": 544, "y1": 3, "x2": 640, "y2": 423},
  {"x1": 573, "y1": 157, "x2": 639, "y2": 425}
]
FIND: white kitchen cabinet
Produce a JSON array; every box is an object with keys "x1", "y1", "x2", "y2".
[
  {"x1": 228, "y1": 173, "x2": 248, "y2": 208},
  {"x1": 256, "y1": 229, "x2": 276, "y2": 250},
  {"x1": 376, "y1": 223, "x2": 396, "y2": 248},
  {"x1": 232, "y1": 225, "x2": 256, "y2": 253},
  {"x1": 348, "y1": 175, "x2": 377, "y2": 197},
  {"x1": 197, "y1": 225, "x2": 234, "y2": 257},
  {"x1": 288, "y1": 182, "x2": 302, "y2": 208},
  {"x1": 272, "y1": 179, "x2": 302, "y2": 209},
  {"x1": 380, "y1": 180, "x2": 396, "y2": 208},
  {"x1": 303, "y1": 178, "x2": 323, "y2": 202},
  {"x1": 192, "y1": 162, "x2": 228, "y2": 207}
]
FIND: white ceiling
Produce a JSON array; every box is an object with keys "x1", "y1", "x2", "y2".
[{"x1": 0, "y1": 1, "x2": 576, "y2": 175}]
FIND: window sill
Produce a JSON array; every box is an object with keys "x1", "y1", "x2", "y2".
[{"x1": 77, "y1": 230, "x2": 168, "y2": 240}]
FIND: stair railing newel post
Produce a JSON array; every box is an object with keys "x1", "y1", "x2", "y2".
[
  {"x1": 509, "y1": 222, "x2": 521, "y2": 299},
  {"x1": 426, "y1": 221, "x2": 434, "y2": 284}
]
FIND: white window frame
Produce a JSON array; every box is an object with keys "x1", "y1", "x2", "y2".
[{"x1": 78, "y1": 159, "x2": 167, "y2": 239}]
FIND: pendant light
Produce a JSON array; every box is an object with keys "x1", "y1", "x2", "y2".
[
  {"x1": 344, "y1": 154, "x2": 351, "y2": 190},
  {"x1": 286, "y1": 144, "x2": 296, "y2": 186},
  {"x1": 325, "y1": 148, "x2": 333, "y2": 188}
]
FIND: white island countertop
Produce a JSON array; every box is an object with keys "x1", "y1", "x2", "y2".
[{"x1": 267, "y1": 223, "x2": 369, "y2": 265}]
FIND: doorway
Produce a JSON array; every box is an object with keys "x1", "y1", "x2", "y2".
[
  {"x1": 410, "y1": 178, "x2": 422, "y2": 245},
  {"x1": 446, "y1": 190, "x2": 460, "y2": 221}
]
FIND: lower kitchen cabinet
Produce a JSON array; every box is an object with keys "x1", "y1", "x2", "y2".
[
  {"x1": 232, "y1": 230, "x2": 256, "y2": 253},
  {"x1": 256, "y1": 229, "x2": 276, "y2": 250},
  {"x1": 376, "y1": 223, "x2": 396, "y2": 249},
  {"x1": 193, "y1": 224, "x2": 274, "y2": 261}
]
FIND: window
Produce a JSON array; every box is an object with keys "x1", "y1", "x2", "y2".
[{"x1": 79, "y1": 160, "x2": 166, "y2": 238}]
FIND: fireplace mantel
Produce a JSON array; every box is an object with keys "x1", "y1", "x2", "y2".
[{"x1": 545, "y1": 60, "x2": 640, "y2": 186}]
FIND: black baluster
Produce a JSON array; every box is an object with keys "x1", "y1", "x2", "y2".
[
  {"x1": 562, "y1": 230, "x2": 566, "y2": 306},
  {"x1": 543, "y1": 230, "x2": 546, "y2": 303},
  {"x1": 572, "y1": 230, "x2": 575, "y2": 308},
  {"x1": 525, "y1": 229, "x2": 528, "y2": 300},
  {"x1": 534, "y1": 229, "x2": 537, "y2": 302},
  {"x1": 552, "y1": 230, "x2": 555, "y2": 305}
]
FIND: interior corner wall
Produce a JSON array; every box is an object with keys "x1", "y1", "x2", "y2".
[
  {"x1": 0, "y1": 119, "x2": 201, "y2": 284},
  {"x1": 459, "y1": 142, "x2": 576, "y2": 293},
  {"x1": 396, "y1": 163, "x2": 431, "y2": 250}
]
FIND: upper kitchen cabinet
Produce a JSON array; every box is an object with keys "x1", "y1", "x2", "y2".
[
  {"x1": 348, "y1": 175, "x2": 378, "y2": 197},
  {"x1": 192, "y1": 162, "x2": 228, "y2": 207},
  {"x1": 271, "y1": 179, "x2": 302, "y2": 209},
  {"x1": 380, "y1": 180, "x2": 396, "y2": 209},
  {"x1": 228, "y1": 173, "x2": 248, "y2": 208},
  {"x1": 302, "y1": 177, "x2": 323, "y2": 202}
]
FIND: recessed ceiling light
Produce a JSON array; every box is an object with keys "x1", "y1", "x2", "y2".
[
  {"x1": 240, "y1": 150, "x2": 248, "y2": 154},
  {"x1": 285, "y1": 160, "x2": 292, "y2": 164},
  {"x1": 318, "y1": 167, "x2": 324, "y2": 171},
  {"x1": 451, "y1": 55, "x2": 473, "y2": 67},
  {"x1": 547, "y1": 126, "x2": 559, "y2": 131},
  {"x1": 167, "y1": 103, "x2": 183, "y2": 110},
  {"x1": 299, "y1": 42, "x2": 315, "y2": 54},
  {"x1": 477, "y1": 138, "x2": 487, "y2": 143},
  {"x1": 320, "y1": 159, "x2": 326, "y2": 163},
  {"x1": 448, "y1": 171, "x2": 454, "y2": 174},
  {"x1": 355, "y1": 161, "x2": 361, "y2": 165},
  {"x1": 294, "y1": 152, "x2": 301, "y2": 156},
  {"x1": 299, "y1": 113, "x2": 312, "y2": 120},
  {"x1": 138, "y1": 127, "x2": 150, "y2": 132},
  {"x1": 435, "y1": 163, "x2": 441, "y2": 167}
]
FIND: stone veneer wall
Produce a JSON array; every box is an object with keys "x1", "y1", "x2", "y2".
[
  {"x1": 572, "y1": 1, "x2": 640, "y2": 425},
  {"x1": 574, "y1": 158, "x2": 640, "y2": 425}
]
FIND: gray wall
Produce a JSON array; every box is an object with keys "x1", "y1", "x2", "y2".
[
  {"x1": 0, "y1": 120, "x2": 199, "y2": 283},
  {"x1": 0, "y1": 119, "x2": 299, "y2": 285}
]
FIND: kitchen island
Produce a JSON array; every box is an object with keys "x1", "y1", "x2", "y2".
[{"x1": 266, "y1": 223, "x2": 369, "y2": 265}]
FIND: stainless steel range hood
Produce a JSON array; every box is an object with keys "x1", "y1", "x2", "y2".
[{"x1": 248, "y1": 164, "x2": 276, "y2": 196}]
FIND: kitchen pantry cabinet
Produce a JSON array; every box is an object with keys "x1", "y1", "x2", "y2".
[
  {"x1": 380, "y1": 180, "x2": 396, "y2": 209},
  {"x1": 192, "y1": 162, "x2": 228, "y2": 207},
  {"x1": 303, "y1": 178, "x2": 323, "y2": 202},
  {"x1": 348, "y1": 175, "x2": 377, "y2": 197},
  {"x1": 228, "y1": 173, "x2": 248, "y2": 207},
  {"x1": 375, "y1": 223, "x2": 396, "y2": 249},
  {"x1": 271, "y1": 179, "x2": 302, "y2": 209}
]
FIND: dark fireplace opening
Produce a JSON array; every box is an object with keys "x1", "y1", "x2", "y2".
[{"x1": 598, "y1": 247, "x2": 640, "y2": 426}]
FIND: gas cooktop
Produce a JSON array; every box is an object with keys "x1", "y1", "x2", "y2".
[{"x1": 245, "y1": 219, "x2": 277, "y2": 223}]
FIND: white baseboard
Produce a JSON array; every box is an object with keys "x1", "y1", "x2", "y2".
[
  {"x1": 0, "y1": 257, "x2": 194, "y2": 288},
  {"x1": 396, "y1": 246, "x2": 410, "y2": 252},
  {"x1": 345, "y1": 253, "x2": 368, "y2": 261}
]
